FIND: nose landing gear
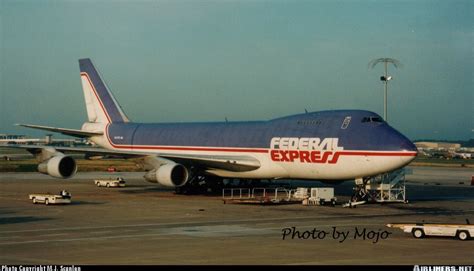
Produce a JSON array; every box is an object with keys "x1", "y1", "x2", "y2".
[{"x1": 344, "y1": 169, "x2": 408, "y2": 208}]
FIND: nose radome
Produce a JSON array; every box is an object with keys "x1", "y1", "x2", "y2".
[
  {"x1": 400, "y1": 137, "x2": 417, "y2": 153},
  {"x1": 392, "y1": 131, "x2": 418, "y2": 167},
  {"x1": 381, "y1": 125, "x2": 417, "y2": 153}
]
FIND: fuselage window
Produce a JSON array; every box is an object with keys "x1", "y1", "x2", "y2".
[
  {"x1": 341, "y1": 116, "x2": 351, "y2": 129},
  {"x1": 297, "y1": 120, "x2": 322, "y2": 125}
]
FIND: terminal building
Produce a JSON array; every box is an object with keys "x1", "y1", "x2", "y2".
[
  {"x1": 0, "y1": 133, "x2": 85, "y2": 146},
  {"x1": 414, "y1": 141, "x2": 461, "y2": 151},
  {"x1": 0, "y1": 134, "x2": 28, "y2": 144}
]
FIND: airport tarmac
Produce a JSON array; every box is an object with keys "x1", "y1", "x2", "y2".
[{"x1": 0, "y1": 166, "x2": 473, "y2": 265}]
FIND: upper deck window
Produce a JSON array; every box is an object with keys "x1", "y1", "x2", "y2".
[
  {"x1": 341, "y1": 116, "x2": 351, "y2": 129},
  {"x1": 362, "y1": 116, "x2": 384, "y2": 123}
]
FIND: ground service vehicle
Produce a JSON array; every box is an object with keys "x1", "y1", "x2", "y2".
[
  {"x1": 302, "y1": 188, "x2": 337, "y2": 206},
  {"x1": 95, "y1": 177, "x2": 126, "y2": 188},
  {"x1": 387, "y1": 220, "x2": 473, "y2": 241},
  {"x1": 29, "y1": 190, "x2": 71, "y2": 205}
]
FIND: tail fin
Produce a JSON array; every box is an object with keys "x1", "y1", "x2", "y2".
[{"x1": 79, "y1": 58, "x2": 129, "y2": 124}]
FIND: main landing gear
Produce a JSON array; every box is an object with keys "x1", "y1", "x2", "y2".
[
  {"x1": 175, "y1": 175, "x2": 224, "y2": 195},
  {"x1": 344, "y1": 177, "x2": 371, "y2": 208},
  {"x1": 174, "y1": 176, "x2": 267, "y2": 195}
]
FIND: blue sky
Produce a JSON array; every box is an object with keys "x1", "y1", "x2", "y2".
[{"x1": 1, "y1": 0, "x2": 472, "y2": 140}]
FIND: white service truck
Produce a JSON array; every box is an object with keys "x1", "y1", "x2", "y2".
[
  {"x1": 302, "y1": 188, "x2": 337, "y2": 206},
  {"x1": 387, "y1": 220, "x2": 473, "y2": 241},
  {"x1": 292, "y1": 187, "x2": 310, "y2": 200},
  {"x1": 94, "y1": 177, "x2": 126, "y2": 188},
  {"x1": 29, "y1": 190, "x2": 72, "y2": 205}
]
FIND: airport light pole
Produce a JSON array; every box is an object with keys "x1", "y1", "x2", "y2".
[{"x1": 368, "y1": 58, "x2": 402, "y2": 122}]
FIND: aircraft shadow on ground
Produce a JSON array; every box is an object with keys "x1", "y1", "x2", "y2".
[
  {"x1": 0, "y1": 216, "x2": 52, "y2": 225},
  {"x1": 406, "y1": 185, "x2": 474, "y2": 202},
  {"x1": 117, "y1": 186, "x2": 173, "y2": 194},
  {"x1": 385, "y1": 205, "x2": 468, "y2": 217},
  {"x1": 408, "y1": 196, "x2": 474, "y2": 202},
  {"x1": 0, "y1": 209, "x2": 17, "y2": 216},
  {"x1": 69, "y1": 200, "x2": 107, "y2": 206}
]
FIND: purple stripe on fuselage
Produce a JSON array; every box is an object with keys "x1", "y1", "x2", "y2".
[{"x1": 107, "y1": 110, "x2": 417, "y2": 152}]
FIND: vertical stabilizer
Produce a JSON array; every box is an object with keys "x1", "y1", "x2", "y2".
[{"x1": 79, "y1": 58, "x2": 129, "y2": 123}]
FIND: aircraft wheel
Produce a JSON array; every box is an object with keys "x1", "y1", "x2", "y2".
[{"x1": 412, "y1": 228, "x2": 424, "y2": 239}]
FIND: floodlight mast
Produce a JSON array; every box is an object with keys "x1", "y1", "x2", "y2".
[
  {"x1": 368, "y1": 58, "x2": 401, "y2": 122},
  {"x1": 384, "y1": 61, "x2": 388, "y2": 122}
]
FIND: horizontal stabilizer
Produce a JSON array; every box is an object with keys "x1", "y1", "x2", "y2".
[{"x1": 17, "y1": 124, "x2": 103, "y2": 138}]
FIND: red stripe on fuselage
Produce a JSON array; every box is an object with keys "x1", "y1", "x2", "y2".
[
  {"x1": 327, "y1": 151, "x2": 416, "y2": 163},
  {"x1": 81, "y1": 72, "x2": 111, "y2": 123},
  {"x1": 337, "y1": 151, "x2": 417, "y2": 157},
  {"x1": 120, "y1": 145, "x2": 269, "y2": 153}
]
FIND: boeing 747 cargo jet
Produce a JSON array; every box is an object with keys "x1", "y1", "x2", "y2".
[{"x1": 10, "y1": 59, "x2": 417, "y2": 190}]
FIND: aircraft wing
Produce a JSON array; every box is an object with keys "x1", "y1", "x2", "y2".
[
  {"x1": 3, "y1": 144, "x2": 260, "y2": 172},
  {"x1": 16, "y1": 124, "x2": 103, "y2": 138},
  {"x1": 158, "y1": 153, "x2": 261, "y2": 172}
]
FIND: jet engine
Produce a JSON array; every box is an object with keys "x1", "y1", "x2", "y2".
[
  {"x1": 144, "y1": 163, "x2": 189, "y2": 187},
  {"x1": 38, "y1": 155, "x2": 77, "y2": 178}
]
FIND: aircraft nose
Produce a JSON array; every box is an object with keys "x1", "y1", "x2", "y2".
[
  {"x1": 398, "y1": 136, "x2": 417, "y2": 166},
  {"x1": 400, "y1": 137, "x2": 417, "y2": 153},
  {"x1": 379, "y1": 125, "x2": 418, "y2": 154}
]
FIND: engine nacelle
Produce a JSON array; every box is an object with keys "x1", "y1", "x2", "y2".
[
  {"x1": 144, "y1": 163, "x2": 189, "y2": 187},
  {"x1": 38, "y1": 155, "x2": 77, "y2": 179}
]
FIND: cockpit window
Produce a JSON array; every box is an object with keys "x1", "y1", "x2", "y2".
[{"x1": 362, "y1": 116, "x2": 384, "y2": 123}]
